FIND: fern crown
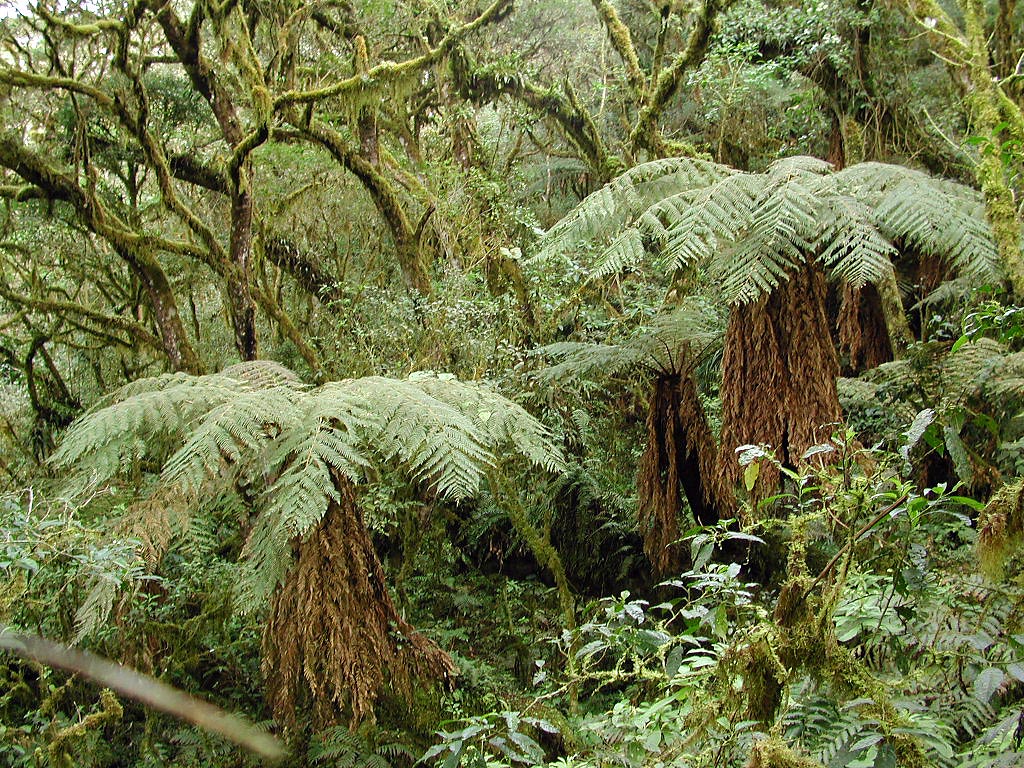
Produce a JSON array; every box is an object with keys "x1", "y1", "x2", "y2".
[
  {"x1": 535, "y1": 156, "x2": 1001, "y2": 303},
  {"x1": 52, "y1": 362, "x2": 564, "y2": 610}
]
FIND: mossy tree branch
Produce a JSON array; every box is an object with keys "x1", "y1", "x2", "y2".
[
  {"x1": 902, "y1": 0, "x2": 1024, "y2": 298},
  {"x1": 0, "y1": 136, "x2": 204, "y2": 373}
]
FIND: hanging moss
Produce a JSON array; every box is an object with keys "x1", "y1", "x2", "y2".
[
  {"x1": 771, "y1": 528, "x2": 929, "y2": 768},
  {"x1": 46, "y1": 689, "x2": 123, "y2": 768},
  {"x1": 737, "y1": 630, "x2": 788, "y2": 726},
  {"x1": 962, "y1": 0, "x2": 1024, "y2": 300}
]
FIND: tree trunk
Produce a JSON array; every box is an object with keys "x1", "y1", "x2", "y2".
[
  {"x1": 228, "y1": 184, "x2": 259, "y2": 361},
  {"x1": 718, "y1": 264, "x2": 843, "y2": 497},
  {"x1": 962, "y1": 0, "x2": 1024, "y2": 299},
  {"x1": 119, "y1": 247, "x2": 204, "y2": 375},
  {"x1": 262, "y1": 473, "x2": 454, "y2": 731},
  {"x1": 306, "y1": 121, "x2": 433, "y2": 296}
]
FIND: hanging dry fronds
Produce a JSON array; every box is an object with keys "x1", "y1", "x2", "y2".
[
  {"x1": 262, "y1": 472, "x2": 455, "y2": 731},
  {"x1": 838, "y1": 282, "x2": 893, "y2": 374},
  {"x1": 915, "y1": 249, "x2": 951, "y2": 296},
  {"x1": 718, "y1": 264, "x2": 842, "y2": 497},
  {"x1": 637, "y1": 373, "x2": 731, "y2": 578},
  {"x1": 637, "y1": 375, "x2": 686, "y2": 578}
]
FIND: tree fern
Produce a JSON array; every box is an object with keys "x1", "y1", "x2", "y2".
[
  {"x1": 537, "y1": 156, "x2": 735, "y2": 266},
  {"x1": 537, "y1": 155, "x2": 1001, "y2": 303},
  {"x1": 534, "y1": 298, "x2": 727, "y2": 382},
  {"x1": 52, "y1": 362, "x2": 563, "y2": 612}
]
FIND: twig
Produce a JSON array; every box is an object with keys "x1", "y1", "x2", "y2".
[
  {"x1": 0, "y1": 626, "x2": 286, "y2": 761},
  {"x1": 799, "y1": 492, "x2": 910, "y2": 604}
]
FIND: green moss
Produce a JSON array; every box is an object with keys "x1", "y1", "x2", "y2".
[
  {"x1": 746, "y1": 737, "x2": 826, "y2": 768},
  {"x1": 739, "y1": 630, "x2": 788, "y2": 725},
  {"x1": 977, "y1": 478, "x2": 1024, "y2": 579},
  {"x1": 46, "y1": 688, "x2": 123, "y2": 768}
]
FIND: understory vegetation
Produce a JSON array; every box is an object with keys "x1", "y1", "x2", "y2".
[{"x1": 1, "y1": 1, "x2": 1024, "y2": 767}]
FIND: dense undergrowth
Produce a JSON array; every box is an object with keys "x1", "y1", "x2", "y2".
[{"x1": 3, "y1": 335, "x2": 1024, "y2": 768}]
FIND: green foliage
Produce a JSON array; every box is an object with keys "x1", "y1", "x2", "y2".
[
  {"x1": 533, "y1": 296, "x2": 727, "y2": 381},
  {"x1": 5, "y1": 1, "x2": 1024, "y2": 766},
  {"x1": 843, "y1": 336, "x2": 1024, "y2": 486},
  {"x1": 308, "y1": 725, "x2": 416, "y2": 768},
  {"x1": 536, "y1": 156, "x2": 999, "y2": 305},
  {"x1": 51, "y1": 362, "x2": 563, "y2": 623}
]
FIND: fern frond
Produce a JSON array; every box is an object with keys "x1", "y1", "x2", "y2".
[
  {"x1": 534, "y1": 341, "x2": 651, "y2": 383},
  {"x1": 717, "y1": 173, "x2": 822, "y2": 303},
  {"x1": 534, "y1": 298, "x2": 726, "y2": 381},
  {"x1": 221, "y1": 359, "x2": 306, "y2": 389},
  {"x1": 766, "y1": 154, "x2": 834, "y2": 178},
  {"x1": 988, "y1": 351, "x2": 1024, "y2": 400},
  {"x1": 160, "y1": 385, "x2": 301, "y2": 495},
  {"x1": 541, "y1": 155, "x2": 999, "y2": 306},
  {"x1": 407, "y1": 372, "x2": 564, "y2": 473},
  {"x1": 938, "y1": 338, "x2": 1004, "y2": 412},
  {"x1": 816, "y1": 196, "x2": 898, "y2": 287},
  {"x1": 590, "y1": 227, "x2": 650, "y2": 279},
  {"x1": 55, "y1": 364, "x2": 564, "y2": 616},
  {"x1": 663, "y1": 174, "x2": 761, "y2": 273},
  {"x1": 837, "y1": 163, "x2": 1000, "y2": 282},
  {"x1": 536, "y1": 156, "x2": 734, "y2": 262},
  {"x1": 334, "y1": 376, "x2": 494, "y2": 499},
  {"x1": 916, "y1": 276, "x2": 975, "y2": 307},
  {"x1": 50, "y1": 374, "x2": 244, "y2": 484}
]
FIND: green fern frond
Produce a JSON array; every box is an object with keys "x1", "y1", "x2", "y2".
[
  {"x1": 537, "y1": 156, "x2": 734, "y2": 262},
  {"x1": 534, "y1": 298, "x2": 727, "y2": 381},
  {"x1": 221, "y1": 359, "x2": 306, "y2": 389},
  {"x1": 591, "y1": 227, "x2": 650, "y2": 279},
  {"x1": 335, "y1": 376, "x2": 494, "y2": 499},
  {"x1": 541, "y1": 155, "x2": 1000, "y2": 304},
  {"x1": 988, "y1": 351, "x2": 1024, "y2": 399},
  {"x1": 160, "y1": 386, "x2": 301, "y2": 495},
  {"x1": 765, "y1": 154, "x2": 834, "y2": 178},
  {"x1": 837, "y1": 163, "x2": 999, "y2": 282},
  {"x1": 717, "y1": 173, "x2": 821, "y2": 303},
  {"x1": 534, "y1": 341, "x2": 649, "y2": 383},
  {"x1": 50, "y1": 374, "x2": 244, "y2": 484},
  {"x1": 407, "y1": 372, "x2": 565, "y2": 473},
  {"x1": 54, "y1": 364, "x2": 564, "y2": 615},
  {"x1": 816, "y1": 196, "x2": 898, "y2": 287},
  {"x1": 663, "y1": 174, "x2": 761, "y2": 273},
  {"x1": 917, "y1": 276, "x2": 975, "y2": 307},
  {"x1": 875, "y1": 182, "x2": 998, "y2": 281}
]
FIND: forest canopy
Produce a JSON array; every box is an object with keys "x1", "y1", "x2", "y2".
[{"x1": 0, "y1": 1, "x2": 1023, "y2": 767}]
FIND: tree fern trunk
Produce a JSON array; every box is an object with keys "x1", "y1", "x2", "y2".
[
  {"x1": 262, "y1": 472, "x2": 454, "y2": 731},
  {"x1": 718, "y1": 264, "x2": 842, "y2": 498}
]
